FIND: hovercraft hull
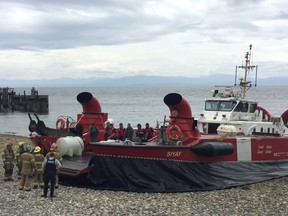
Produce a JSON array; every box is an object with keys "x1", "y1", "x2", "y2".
[{"x1": 29, "y1": 88, "x2": 288, "y2": 192}]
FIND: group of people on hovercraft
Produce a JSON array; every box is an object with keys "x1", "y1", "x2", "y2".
[{"x1": 89, "y1": 121, "x2": 155, "y2": 143}]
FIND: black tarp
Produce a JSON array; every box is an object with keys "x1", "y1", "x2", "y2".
[{"x1": 86, "y1": 155, "x2": 288, "y2": 192}]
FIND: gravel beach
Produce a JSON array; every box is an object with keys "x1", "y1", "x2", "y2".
[{"x1": 1, "y1": 134, "x2": 288, "y2": 216}]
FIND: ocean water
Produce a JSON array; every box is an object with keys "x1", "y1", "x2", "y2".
[{"x1": 1, "y1": 85, "x2": 287, "y2": 136}]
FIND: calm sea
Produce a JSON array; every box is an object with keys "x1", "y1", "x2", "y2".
[{"x1": 1, "y1": 86, "x2": 287, "y2": 136}]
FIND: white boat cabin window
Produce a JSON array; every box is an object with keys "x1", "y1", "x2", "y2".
[
  {"x1": 205, "y1": 101, "x2": 218, "y2": 111},
  {"x1": 250, "y1": 103, "x2": 257, "y2": 113},
  {"x1": 234, "y1": 102, "x2": 247, "y2": 112},
  {"x1": 205, "y1": 100, "x2": 236, "y2": 111},
  {"x1": 233, "y1": 102, "x2": 257, "y2": 113}
]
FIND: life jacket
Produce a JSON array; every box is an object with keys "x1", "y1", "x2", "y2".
[
  {"x1": 117, "y1": 127, "x2": 125, "y2": 138},
  {"x1": 110, "y1": 127, "x2": 116, "y2": 135},
  {"x1": 145, "y1": 127, "x2": 154, "y2": 139},
  {"x1": 45, "y1": 157, "x2": 57, "y2": 176},
  {"x1": 108, "y1": 127, "x2": 117, "y2": 139}
]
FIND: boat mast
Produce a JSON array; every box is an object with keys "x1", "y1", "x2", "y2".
[{"x1": 236, "y1": 44, "x2": 257, "y2": 99}]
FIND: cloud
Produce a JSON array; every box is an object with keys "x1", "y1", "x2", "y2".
[
  {"x1": 1, "y1": 0, "x2": 199, "y2": 49},
  {"x1": 0, "y1": 0, "x2": 288, "y2": 80},
  {"x1": 3, "y1": 0, "x2": 281, "y2": 49}
]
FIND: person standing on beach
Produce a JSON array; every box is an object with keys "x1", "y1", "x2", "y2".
[
  {"x1": 42, "y1": 152, "x2": 61, "y2": 198},
  {"x1": 46, "y1": 143, "x2": 62, "y2": 188},
  {"x1": 15, "y1": 141, "x2": 25, "y2": 179},
  {"x1": 1, "y1": 140, "x2": 15, "y2": 181},
  {"x1": 32, "y1": 146, "x2": 45, "y2": 189},
  {"x1": 19, "y1": 144, "x2": 36, "y2": 191}
]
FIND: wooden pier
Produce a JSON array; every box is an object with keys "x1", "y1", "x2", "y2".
[{"x1": 0, "y1": 87, "x2": 49, "y2": 113}]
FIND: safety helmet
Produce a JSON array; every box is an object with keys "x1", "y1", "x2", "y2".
[
  {"x1": 5, "y1": 140, "x2": 13, "y2": 147},
  {"x1": 108, "y1": 118, "x2": 114, "y2": 124},
  {"x1": 104, "y1": 118, "x2": 114, "y2": 126},
  {"x1": 18, "y1": 141, "x2": 25, "y2": 147},
  {"x1": 34, "y1": 146, "x2": 41, "y2": 153},
  {"x1": 23, "y1": 144, "x2": 31, "y2": 153}
]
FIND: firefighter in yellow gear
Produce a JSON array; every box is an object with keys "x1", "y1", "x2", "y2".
[
  {"x1": 1, "y1": 140, "x2": 15, "y2": 181},
  {"x1": 33, "y1": 146, "x2": 45, "y2": 189},
  {"x1": 46, "y1": 143, "x2": 62, "y2": 188},
  {"x1": 15, "y1": 141, "x2": 25, "y2": 179},
  {"x1": 19, "y1": 144, "x2": 36, "y2": 191}
]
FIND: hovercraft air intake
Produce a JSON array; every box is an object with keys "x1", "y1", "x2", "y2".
[{"x1": 77, "y1": 92, "x2": 102, "y2": 114}]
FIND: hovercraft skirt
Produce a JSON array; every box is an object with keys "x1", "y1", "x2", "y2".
[{"x1": 86, "y1": 155, "x2": 288, "y2": 192}]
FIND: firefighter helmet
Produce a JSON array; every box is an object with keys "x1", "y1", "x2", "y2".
[
  {"x1": 23, "y1": 144, "x2": 31, "y2": 153},
  {"x1": 34, "y1": 146, "x2": 41, "y2": 153},
  {"x1": 18, "y1": 141, "x2": 25, "y2": 147},
  {"x1": 5, "y1": 140, "x2": 13, "y2": 147}
]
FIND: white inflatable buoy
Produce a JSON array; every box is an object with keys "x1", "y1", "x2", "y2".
[
  {"x1": 217, "y1": 125, "x2": 237, "y2": 137},
  {"x1": 56, "y1": 136, "x2": 84, "y2": 157}
]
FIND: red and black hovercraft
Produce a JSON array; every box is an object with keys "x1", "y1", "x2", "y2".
[
  {"x1": 28, "y1": 45, "x2": 288, "y2": 192},
  {"x1": 28, "y1": 90, "x2": 288, "y2": 192}
]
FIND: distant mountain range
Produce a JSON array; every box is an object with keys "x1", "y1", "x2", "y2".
[{"x1": 1, "y1": 74, "x2": 288, "y2": 88}]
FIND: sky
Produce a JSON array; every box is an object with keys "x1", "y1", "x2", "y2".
[{"x1": 0, "y1": 0, "x2": 288, "y2": 80}]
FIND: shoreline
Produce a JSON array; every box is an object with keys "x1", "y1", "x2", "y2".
[
  {"x1": 0, "y1": 133, "x2": 32, "y2": 146},
  {"x1": 1, "y1": 134, "x2": 288, "y2": 215}
]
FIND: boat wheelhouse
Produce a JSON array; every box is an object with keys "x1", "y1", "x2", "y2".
[{"x1": 197, "y1": 44, "x2": 273, "y2": 136}]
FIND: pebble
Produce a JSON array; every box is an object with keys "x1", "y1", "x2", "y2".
[{"x1": 1, "y1": 168, "x2": 288, "y2": 216}]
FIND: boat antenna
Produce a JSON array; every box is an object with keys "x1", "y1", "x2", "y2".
[
  {"x1": 255, "y1": 65, "x2": 258, "y2": 87},
  {"x1": 234, "y1": 66, "x2": 237, "y2": 86},
  {"x1": 236, "y1": 44, "x2": 257, "y2": 98}
]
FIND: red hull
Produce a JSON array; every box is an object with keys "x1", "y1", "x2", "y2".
[{"x1": 85, "y1": 136, "x2": 288, "y2": 162}]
